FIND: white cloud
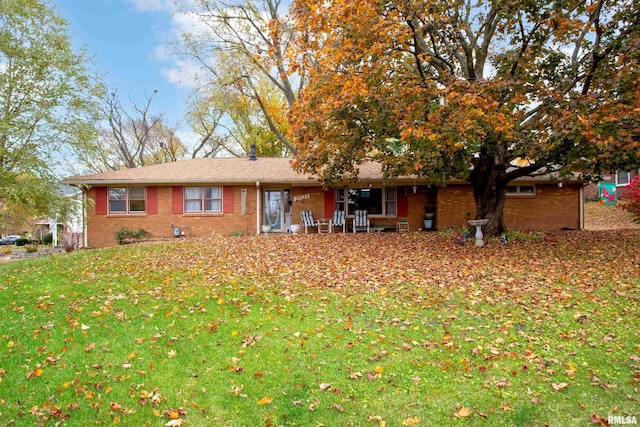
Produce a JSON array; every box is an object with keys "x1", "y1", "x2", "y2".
[
  {"x1": 176, "y1": 129, "x2": 199, "y2": 147},
  {"x1": 161, "y1": 60, "x2": 201, "y2": 89},
  {"x1": 171, "y1": 11, "x2": 213, "y2": 39},
  {"x1": 125, "y1": 0, "x2": 175, "y2": 12}
]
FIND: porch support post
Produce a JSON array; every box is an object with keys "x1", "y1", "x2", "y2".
[
  {"x1": 50, "y1": 218, "x2": 58, "y2": 247},
  {"x1": 256, "y1": 181, "x2": 261, "y2": 235},
  {"x1": 83, "y1": 191, "x2": 89, "y2": 248}
]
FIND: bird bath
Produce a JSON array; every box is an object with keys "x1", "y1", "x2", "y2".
[{"x1": 468, "y1": 219, "x2": 490, "y2": 246}]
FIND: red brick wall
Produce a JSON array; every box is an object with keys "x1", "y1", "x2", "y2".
[
  {"x1": 85, "y1": 182, "x2": 580, "y2": 247},
  {"x1": 290, "y1": 186, "x2": 328, "y2": 229},
  {"x1": 436, "y1": 183, "x2": 583, "y2": 231},
  {"x1": 86, "y1": 185, "x2": 259, "y2": 247}
]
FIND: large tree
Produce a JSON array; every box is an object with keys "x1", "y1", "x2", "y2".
[
  {"x1": 0, "y1": 0, "x2": 101, "y2": 231},
  {"x1": 81, "y1": 89, "x2": 187, "y2": 172},
  {"x1": 291, "y1": 0, "x2": 640, "y2": 236},
  {"x1": 186, "y1": 50, "x2": 291, "y2": 158},
  {"x1": 176, "y1": 0, "x2": 303, "y2": 156}
]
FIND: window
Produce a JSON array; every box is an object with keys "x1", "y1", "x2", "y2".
[
  {"x1": 385, "y1": 188, "x2": 397, "y2": 216},
  {"x1": 506, "y1": 184, "x2": 536, "y2": 196},
  {"x1": 335, "y1": 187, "x2": 346, "y2": 212},
  {"x1": 341, "y1": 186, "x2": 396, "y2": 216},
  {"x1": 348, "y1": 188, "x2": 382, "y2": 215},
  {"x1": 185, "y1": 187, "x2": 222, "y2": 213},
  {"x1": 108, "y1": 187, "x2": 146, "y2": 214},
  {"x1": 616, "y1": 171, "x2": 630, "y2": 186}
]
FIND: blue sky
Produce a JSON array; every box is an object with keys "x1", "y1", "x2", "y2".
[{"x1": 51, "y1": 0, "x2": 190, "y2": 129}]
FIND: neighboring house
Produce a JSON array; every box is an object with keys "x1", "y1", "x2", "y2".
[
  {"x1": 66, "y1": 154, "x2": 585, "y2": 248},
  {"x1": 584, "y1": 170, "x2": 640, "y2": 203},
  {"x1": 32, "y1": 185, "x2": 84, "y2": 247}
]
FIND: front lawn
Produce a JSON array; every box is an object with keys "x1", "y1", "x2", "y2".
[{"x1": 0, "y1": 231, "x2": 638, "y2": 426}]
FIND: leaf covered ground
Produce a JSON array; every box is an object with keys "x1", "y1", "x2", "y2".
[
  {"x1": 0, "y1": 230, "x2": 639, "y2": 426},
  {"x1": 584, "y1": 201, "x2": 640, "y2": 230}
]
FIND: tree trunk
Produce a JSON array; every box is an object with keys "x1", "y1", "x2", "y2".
[{"x1": 469, "y1": 143, "x2": 508, "y2": 238}]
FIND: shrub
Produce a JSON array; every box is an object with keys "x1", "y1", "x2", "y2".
[
  {"x1": 115, "y1": 227, "x2": 151, "y2": 245},
  {"x1": 1, "y1": 246, "x2": 11, "y2": 255},
  {"x1": 15, "y1": 238, "x2": 29, "y2": 246},
  {"x1": 618, "y1": 175, "x2": 640, "y2": 223},
  {"x1": 25, "y1": 244, "x2": 38, "y2": 253},
  {"x1": 42, "y1": 232, "x2": 53, "y2": 245}
]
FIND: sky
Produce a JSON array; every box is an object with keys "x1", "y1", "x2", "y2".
[{"x1": 51, "y1": 0, "x2": 191, "y2": 131}]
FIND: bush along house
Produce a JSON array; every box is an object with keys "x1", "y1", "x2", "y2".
[{"x1": 66, "y1": 150, "x2": 585, "y2": 247}]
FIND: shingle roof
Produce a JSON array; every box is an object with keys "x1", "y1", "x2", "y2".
[
  {"x1": 65, "y1": 157, "x2": 583, "y2": 186},
  {"x1": 66, "y1": 157, "x2": 390, "y2": 186}
]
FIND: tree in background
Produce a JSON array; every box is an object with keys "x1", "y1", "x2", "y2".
[
  {"x1": 185, "y1": 89, "x2": 234, "y2": 158},
  {"x1": 187, "y1": 49, "x2": 293, "y2": 158},
  {"x1": 81, "y1": 89, "x2": 187, "y2": 172},
  {"x1": 0, "y1": 0, "x2": 102, "y2": 232},
  {"x1": 291, "y1": 0, "x2": 640, "y2": 236},
  {"x1": 176, "y1": 0, "x2": 303, "y2": 156}
]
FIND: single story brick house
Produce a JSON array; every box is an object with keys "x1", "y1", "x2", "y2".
[{"x1": 67, "y1": 155, "x2": 585, "y2": 247}]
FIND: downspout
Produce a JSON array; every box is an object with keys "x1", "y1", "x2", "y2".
[
  {"x1": 256, "y1": 181, "x2": 261, "y2": 235},
  {"x1": 579, "y1": 186, "x2": 584, "y2": 230}
]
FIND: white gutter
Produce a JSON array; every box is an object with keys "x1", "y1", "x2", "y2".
[{"x1": 256, "y1": 181, "x2": 261, "y2": 235}]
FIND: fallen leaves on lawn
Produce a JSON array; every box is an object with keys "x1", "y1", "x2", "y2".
[
  {"x1": 455, "y1": 406, "x2": 472, "y2": 418},
  {"x1": 590, "y1": 414, "x2": 609, "y2": 425},
  {"x1": 552, "y1": 382, "x2": 569, "y2": 391},
  {"x1": 2, "y1": 229, "x2": 639, "y2": 425},
  {"x1": 257, "y1": 396, "x2": 273, "y2": 405}
]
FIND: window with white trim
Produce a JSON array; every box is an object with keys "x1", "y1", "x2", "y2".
[
  {"x1": 108, "y1": 187, "x2": 146, "y2": 214},
  {"x1": 335, "y1": 187, "x2": 346, "y2": 212},
  {"x1": 185, "y1": 187, "x2": 222, "y2": 213},
  {"x1": 616, "y1": 171, "x2": 630, "y2": 186},
  {"x1": 385, "y1": 188, "x2": 397, "y2": 216},
  {"x1": 506, "y1": 184, "x2": 536, "y2": 196}
]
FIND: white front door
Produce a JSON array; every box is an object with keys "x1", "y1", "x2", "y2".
[{"x1": 263, "y1": 190, "x2": 291, "y2": 232}]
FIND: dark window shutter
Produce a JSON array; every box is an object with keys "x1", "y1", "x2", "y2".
[
  {"x1": 172, "y1": 186, "x2": 183, "y2": 214},
  {"x1": 95, "y1": 187, "x2": 107, "y2": 215},
  {"x1": 146, "y1": 187, "x2": 158, "y2": 214},
  {"x1": 223, "y1": 186, "x2": 234, "y2": 213},
  {"x1": 324, "y1": 189, "x2": 335, "y2": 217},
  {"x1": 397, "y1": 187, "x2": 409, "y2": 217}
]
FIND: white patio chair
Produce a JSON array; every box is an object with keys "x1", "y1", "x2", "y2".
[
  {"x1": 331, "y1": 209, "x2": 346, "y2": 233},
  {"x1": 352, "y1": 210, "x2": 370, "y2": 233},
  {"x1": 300, "y1": 210, "x2": 319, "y2": 233}
]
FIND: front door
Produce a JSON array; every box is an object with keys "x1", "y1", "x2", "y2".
[{"x1": 264, "y1": 189, "x2": 291, "y2": 232}]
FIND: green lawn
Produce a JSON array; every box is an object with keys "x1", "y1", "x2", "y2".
[{"x1": 0, "y1": 231, "x2": 638, "y2": 426}]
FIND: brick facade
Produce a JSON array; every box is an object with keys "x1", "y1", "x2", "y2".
[
  {"x1": 87, "y1": 185, "x2": 260, "y2": 247},
  {"x1": 436, "y1": 183, "x2": 583, "y2": 231},
  {"x1": 85, "y1": 181, "x2": 583, "y2": 247},
  {"x1": 86, "y1": 184, "x2": 443, "y2": 247}
]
